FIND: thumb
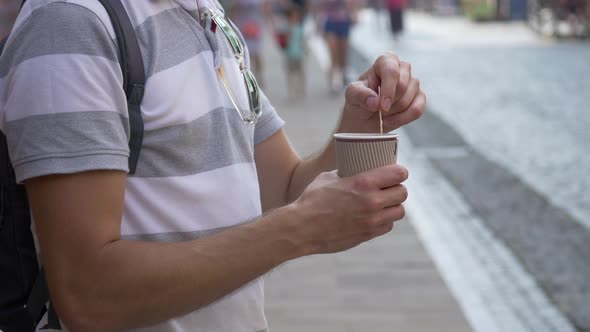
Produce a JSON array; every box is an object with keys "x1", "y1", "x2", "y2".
[{"x1": 345, "y1": 81, "x2": 380, "y2": 113}]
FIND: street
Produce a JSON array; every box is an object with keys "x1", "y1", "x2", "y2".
[{"x1": 351, "y1": 11, "x2": 590, "y2": 231}]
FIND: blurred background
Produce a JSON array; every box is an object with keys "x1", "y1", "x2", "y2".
[{"x1": 1, "y1": 0, "x2": 588, "y2": 331}]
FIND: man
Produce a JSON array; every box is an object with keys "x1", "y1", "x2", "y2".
[{"x1": 0, "y1": 0, "x2": 425, "y2": 331}]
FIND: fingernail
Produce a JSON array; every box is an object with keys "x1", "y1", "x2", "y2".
[
  {"x1": 401, "y1": 166, "x2": 409, "y2": 180},
  {"x1": 366, "y1": 96, "x2": 378, "y2": 110},
  {"x1": 382, "y1": 98, "x2": 392, "y2": 112}
]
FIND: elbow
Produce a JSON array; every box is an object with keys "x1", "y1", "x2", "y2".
[
  {"x1": 60, "y1": 316, "x2": 107, "y2": 332},
  {"x1": 57, "y1": 300, "x2": 121, "y2": 332},
  {"x1": 54, "y1": 299, "x2": 109, "y2": 332},
  {"x1": 51, "y1": 282, "x2": 122, "y2": 332}
]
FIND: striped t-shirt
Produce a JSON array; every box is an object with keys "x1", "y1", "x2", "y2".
[{"x1": 0, "y1": 0, "x2": 284, "y2": 331}]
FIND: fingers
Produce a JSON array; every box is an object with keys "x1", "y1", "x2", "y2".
[
  {"x1": 369, "y1": 52, "x2": 401, "y2": 112},
  {"x1": 387, "y1": 77, "x2": 420, "y2": 115},
  {"x1": 384, "y1": 92, "x2": 426, "y2": 130},
  {"x1": 354, "y1": 54, "x2": 415, "y2": 115},
  {"x1": 370, "y1": 164, "x2": 409, "y2": 189},
  {"x1": 393, "y1": 62, "x2": 412, "y2": 104},
  {"x1": 366, "y1": 219, "x2": 396, "y2": 240},
  {"x1": 349, "y1": 164, "x2": 409, "y2": 191},
  {"x1": 377, "y1": 184, "x2": 408, "y2": 208},
  {"x1": 345, "y1": 81, "x2": 380, "y2": 113},
  {"x1": 367, "y1": 204, "x2": 406, "y2": 228}
]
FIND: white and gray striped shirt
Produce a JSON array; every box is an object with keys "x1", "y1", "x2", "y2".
[{"x1": 0, "y1": 0, "x2": 284, "y2": 331}]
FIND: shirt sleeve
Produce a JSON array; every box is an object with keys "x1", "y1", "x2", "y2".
[
  {"x1": 0, "y1": 3, "x2": 129, "y2": 183},
  {"x1": 253, "y1": 90, "x2": 285, "y2": 145}
]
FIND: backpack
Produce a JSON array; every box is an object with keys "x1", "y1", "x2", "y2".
[{"x1": 0, "y1": 0, "x2": 146, "y2": 330}]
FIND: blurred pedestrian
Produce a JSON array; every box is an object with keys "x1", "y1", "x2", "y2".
[
  {"x1": 269, "y1": 0, "x2": 291, "y2": 51},
  {"x1": 368, "y1": 0, "x2": 386, "y2": 32},
  {"x1": 285, "y1": 4, "x2": 306, "y2": 99},
  {"x1": 230, "y1": 0, "x2": 267, "y2": 86},
  {"x1": 560, "y1": 0, "x2": 588, "y2": 37},
  {"x1": 320, "y1": 0, "x2": 358, "y2": 93},
  {"x1": 290, "y1": 0, "x2": 307, "y2": 13},
  {"x1": 387, "y1": 0, "x2": 406, "y2": 41}
]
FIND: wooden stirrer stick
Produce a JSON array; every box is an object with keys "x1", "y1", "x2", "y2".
[{"x1": 378, "y1": 86, "x2": 383, "y2": 134}]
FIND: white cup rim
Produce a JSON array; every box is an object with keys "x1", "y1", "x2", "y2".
[{"x1": 334, "y1": 133, "x2": 399, "y2": 141}]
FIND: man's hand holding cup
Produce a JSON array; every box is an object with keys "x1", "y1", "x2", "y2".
[{"x1": 287, "y1": 52, "x2": 425, "y2": 256}]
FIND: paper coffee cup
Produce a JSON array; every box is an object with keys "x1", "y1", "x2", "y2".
[{"x1": 334, "y1": 133, "x2": 399, "y2": 177}]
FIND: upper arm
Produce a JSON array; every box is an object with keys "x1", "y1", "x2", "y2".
[
  {"x1": 1, "y1": 3, "x2": 130, "y2": 318},
  {"x1": 254, "y1": 129, "x2": 301, "y2": 212},
  {"x1": 1, "y1": 3, "x2": 128, "y2": 183},
  {"x1": 25, "y1": 170, "x2": 127, "y2": 320}
]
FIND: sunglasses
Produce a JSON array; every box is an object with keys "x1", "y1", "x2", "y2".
[{"x1": 202, "y1": 8, "x2": 262, "y2": 125}]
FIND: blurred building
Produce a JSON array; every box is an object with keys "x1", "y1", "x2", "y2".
[
  {"x1": 462, "y1": 0, "x2": 528, "y2": 20},
  {"x1": 411, "y1": 0, "x2": 547, "y2": 21}
]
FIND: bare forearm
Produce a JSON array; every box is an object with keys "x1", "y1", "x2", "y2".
[
  {"x1": 286, "y1": 137, "x2": 337, "y2": 202},
  {"x1": 56, "y1": 208, "x2": 301, "y2": 331}
]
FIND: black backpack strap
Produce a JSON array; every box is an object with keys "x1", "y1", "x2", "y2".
[
  {"x1": 27, "y1": 269, "x2": 61, "y2": 330},
  {"x1": 43, "y1": 302, "x2": 61, "y2": 330},
  {"x1": 98, "y1": 0, "x2": 146, "y2": 175},
  {"x1": 0, "y1": 38, "x2": 7, "y2": 55},
  {"x1": 26, "y1": 270, "x2": 49, "y2": 328}
]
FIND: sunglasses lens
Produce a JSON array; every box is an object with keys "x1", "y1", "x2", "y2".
[
  {"x1": 243, "y1": 69, "x2": 261, "y2": 117},
  {"x1": 210, "y1": 12, "x2": 261, "y2": 124},
  {"x1": 216, "y1": 16, "x2": 243, "y2": 57}
]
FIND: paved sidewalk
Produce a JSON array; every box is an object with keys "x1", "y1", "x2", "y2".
[
  {"x1": 345, "y1": 10, "x2": 586, "y2": 332},
  {"x1": 260, "y1": 27, "x2": 472, "y2": 332}
]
